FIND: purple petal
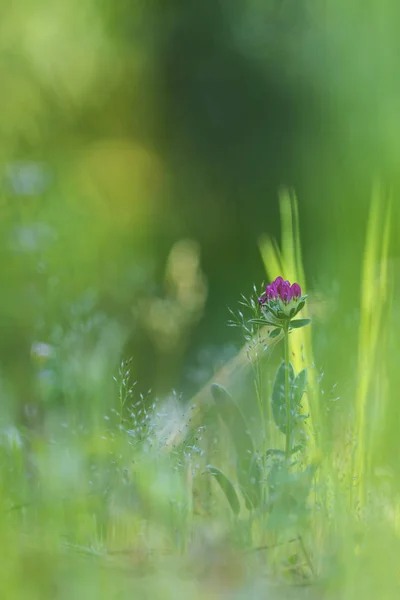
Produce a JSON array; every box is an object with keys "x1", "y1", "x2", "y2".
[
  {"x1": 291, "y1": 283, "x2": 302, "y2": 298},
  {"x1": 273, "y1": 276, "x2": 284, "y2": 287},
  {"x1": 266, "y1": 283, "x2": 278, "y2": 299},
  {"x1": 278, "y1": 281, "x2": 291, "y2": 302}
]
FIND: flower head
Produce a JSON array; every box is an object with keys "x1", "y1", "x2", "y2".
[{"x1": 258, "y1": 276, "x2": 306, "y2": 323}]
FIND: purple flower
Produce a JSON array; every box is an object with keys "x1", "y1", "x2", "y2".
[{"x1": 258, "y1": 276, "x2": 306, "y2": 321}]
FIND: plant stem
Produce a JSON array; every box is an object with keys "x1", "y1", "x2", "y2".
[{"x1": 284, "y1": 325, "x2": 291, "y2": 459}]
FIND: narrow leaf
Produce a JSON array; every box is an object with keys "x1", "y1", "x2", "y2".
[
  {"x1": 249, "y1": 318, "x2": 278, "y2": 327},
  {"x1": 289, "y1": 319, "x2": 311, "y2": 330},
  {"x1": 206, "y1": 465, "x2": 241, "y2": 515},
  {"x1": 211, "y1": 384, "x2": 254, "y2": 460},
  {"x1": 269, "y1": 328, "x2": 282, "y2": 338},
  {"x1": 211, "y1": 384, "x2": 262, "y2": 507},
  {"x1": 295, "y1": 300, "x2": 306, "y2": 314}
]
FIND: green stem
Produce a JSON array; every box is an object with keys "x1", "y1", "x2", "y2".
[{"x1": 284, "y1": 325, "x2": 291, "y2": 459}]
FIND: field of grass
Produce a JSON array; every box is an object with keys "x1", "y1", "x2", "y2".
[{"x1": 1, "y1": 189, "x2": 399, "y2": 599}]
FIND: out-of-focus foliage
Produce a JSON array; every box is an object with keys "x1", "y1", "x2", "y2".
[
  {"x1": 1, "y1": 0, "x2": 400, "y2": 401},
  {"x1": 1, "y1": 1, "x2": 400, "y2": 598}
]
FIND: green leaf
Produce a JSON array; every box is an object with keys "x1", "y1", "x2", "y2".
[
  {"x1": 210, "y1": 384, "x2": 254, "y2": 458},
  {"x1": 266, "y1": 305, "x2": 279, "y2": 317},
  {"x1": 292, "y1": 368, "x2": 307, "y2": 407},
  {"x1": 211, "y1": 384, "x2": 261, "y2": 509},
  {"x1": 271, "y1": 360, "x2": 295, "y2": 434},
  {"x1": 294, "y1": 299, "x2": 306, "y2": 315},
  {"x1": 250, "y1": 318, "x2": 278, "y2": 327},
  {"x1": 206, "y1": 466, "x2": 241, "y2": 515},
  {"x1": 269, "y1": 328, "x2": 282, "y2": 338},
  {"x1": 289, "y1": 318, "x2": 311, "y2": 330}
]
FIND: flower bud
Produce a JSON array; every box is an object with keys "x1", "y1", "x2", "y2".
[{"x1": 258, "y1": 276, "x2": 306, "y2": 323}]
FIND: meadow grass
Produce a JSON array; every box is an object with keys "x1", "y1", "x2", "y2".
[{"x1": 0, "y1": 189, "x2": 399, "y2": 599}]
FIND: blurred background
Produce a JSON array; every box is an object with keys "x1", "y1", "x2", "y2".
[
  {"x1": 1, "y1": 0, "x2": 400, "y2": 420},
  {"x1": 4, "y1": 2, "x2": 400, "y2": 598}
]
